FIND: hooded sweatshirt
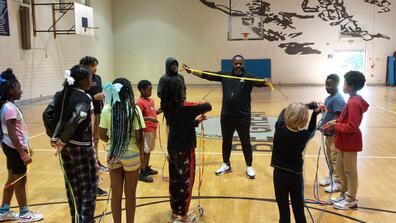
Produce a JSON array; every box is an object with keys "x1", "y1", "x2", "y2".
[
  {"x1": 157, "y1": 58, "x2": 186, "y2": 100},
  {"x1": 334, "y1": 95, "x2": 369, "y2": 152}
]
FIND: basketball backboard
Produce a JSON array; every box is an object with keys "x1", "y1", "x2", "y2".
[{"x1": 74, "y1": 2, "x2": 94, "y2": 36}]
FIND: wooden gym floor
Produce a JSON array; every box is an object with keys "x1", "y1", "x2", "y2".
[{"x1": 1, "y1": 85, "x2": 396, "y2": 223}]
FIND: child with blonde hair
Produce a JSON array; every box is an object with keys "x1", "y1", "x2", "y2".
[{"x1": 271, "y1": 102, "x2": 321, "y2": 223}]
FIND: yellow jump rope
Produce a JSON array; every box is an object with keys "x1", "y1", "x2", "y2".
[{"x1": 186, "y1": 68, "x2": 275, "y2": 91}]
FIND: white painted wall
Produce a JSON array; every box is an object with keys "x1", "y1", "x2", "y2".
[
  {"x1": 112, "y1": 0, "x2": 396, "y2": 85},
  {"x1": 0, "y1": 0, "x2": 114, "y2": 101}
]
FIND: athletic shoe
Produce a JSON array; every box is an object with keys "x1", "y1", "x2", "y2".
[
  {"x1": 18, "y1": 211, "x2": 43, "y2": 222},
  {"x1": 98, "y1": 162, "x2": 109, "y2": 172},
  {"x1": 139, "y1": 171, "x2": 154, "y2": 183},
  {"x1": 0, "y1": 210, "x2": 19, "y2": 221},
  {"x1": 325, "y1": 181, "x2": 341, "y2": 193},
  {"x1": 215, "y1": 163, "x2": 232, "y2": 176},
  {"x1": 330, "y1": 192, "x2": 345, "y2": 204},
  {"x1": 146, "y1": 166, "x2": 158, "y2": 175},
  {"x1": 246, "y1": 166, "x2": 256, "y2": 179},
  {"x1": 97, "y1": 188, "x2": 108, "y2": 197},
  {"x1": 333, "y1": 199, "x2": 358, "y2": 210},
  {"x1": 319, "y1": 176, "x2": 331, "y2": 186}
]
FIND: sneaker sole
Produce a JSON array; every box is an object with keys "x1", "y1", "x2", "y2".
[
  {"x1": 0, "y1": 217, "x2": 19, "y2": 222},
  {"x1": 246, "y1": 173, "x2": 256, "y2": 179},
  {"x1": 215, "y1": 169, "x2": 232, "y2": 176},
  {"x1": 18, "y1": 217, "x2": 44, "y2": 223}
]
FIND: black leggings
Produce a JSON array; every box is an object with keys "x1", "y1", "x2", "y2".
[
  {"x1": 273, "y1": 169, "x2": 306, "y2": 223},
  {"x1": 221, "y1": 116, "x2": 252, "y2": 166}
]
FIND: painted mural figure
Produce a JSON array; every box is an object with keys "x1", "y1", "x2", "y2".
[
  {"x1": 362, "y1": 0, "x2": 391, "y2": 13},
  {"x1": 301, "y1": 0, "x2": 390, "y2": 40},
  {"x1": 199, "y1": 0, "x2": 392, "y2": 54}
]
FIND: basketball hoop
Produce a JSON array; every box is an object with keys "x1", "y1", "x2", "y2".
[
  {"x1": 83, "y1": 27, "x2": 99, "y2": 32},
  {"x1": 241, "y1": 32, "x2": 250, "y2": 40}
]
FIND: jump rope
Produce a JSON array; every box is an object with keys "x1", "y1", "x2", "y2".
[{"x1": 303, "y1": 107, "x2": 340, "y2": 223}]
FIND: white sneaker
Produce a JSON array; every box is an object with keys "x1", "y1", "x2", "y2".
[
  {"x1": 330, "y1": 192, "x2": 345, "y2": 204},
  {"x1": 319, "y1": 176, "x2": 331, "y2": 186},
  {"x1": 18, "y1": 211, "x2": 43, "y2": 223},
  {"x1": 325, "y1": 181, "x2": 341, "y2": 193},
  {"x1": 0, "y1": 210, "x2": 19, "y2": 221},
  {"x1": 215, "y1": 163, "x2": 232, "y2": 176},
  {"x1": 246, "y1": 166, "x2": 256, "y2": 179},
  {"x1": 333, "y1": 199, "x2": 358, "y2": 210}
]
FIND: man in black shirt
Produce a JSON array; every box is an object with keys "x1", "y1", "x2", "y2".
[
  {"x1": 184, "y1": 55, "x2": 268, "y2": 179},
  {"x1": 80, "y1": 56, "x2": 108, "y2": 197}
]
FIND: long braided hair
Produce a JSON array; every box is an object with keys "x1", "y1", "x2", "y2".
[
  {"x1": 53, "y1": 65, "x2": 91, "y2": 136},
  {"x1": 108, "y1": 78, "x2": 141, "y2": 162},
  {"x1": 160, "y1": 77, "x2": 184, "y2": 125}
]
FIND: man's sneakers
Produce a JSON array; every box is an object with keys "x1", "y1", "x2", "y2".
[
  {"x1": 215, "y1": 163, "x2": 255, "y2": 179},
  {"x1": 215, "y1": 163, "x2": 232, "y2": 176},
  {"x1": 325, "y1": 181, "x2": 341, "y2": 193},
  {"x1": 18, "y1": 211, "x2": 44, "y2": 223},
  {"x1": 246, "y1": 166, "x2": 256, "y2": 179},
  {"x1": 97, "y1": 188, "x2": 108, "y2": 197},
  {"x1": 0, "y1": 210, "x2": 19, "y2": 221},
  {"x1": 331, "y1": 192, "x2": 358, "y2": 210}
]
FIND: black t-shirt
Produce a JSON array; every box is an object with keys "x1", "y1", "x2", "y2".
[
  {"x1": 166, "y1": 102, "x2": 212, "y2": 153},
  {"x1": 270, "y1": 109, "x2": 318, "y2": 174},
  {"x1": 85, "y1": 74, "x2": 103, "y2": 114},
  {"x1": 201, "y1": 71, "x2": 265, "y2": 118}
]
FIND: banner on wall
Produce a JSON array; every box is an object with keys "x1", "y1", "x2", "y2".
[{"x1": 0, "y1": 0, "x2": 10, "y2": 36}]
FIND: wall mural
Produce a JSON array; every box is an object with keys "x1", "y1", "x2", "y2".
[
  {"x1": 0, "y1": 0, "x2": 10, "y2": 36},
  {"x1": 199, "y1": 0, "x2": 391, "y2": 55}
]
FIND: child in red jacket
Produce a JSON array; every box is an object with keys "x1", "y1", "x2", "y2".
[{"x1": 324, "y1": 71, "x2": 369, "y2": 210}]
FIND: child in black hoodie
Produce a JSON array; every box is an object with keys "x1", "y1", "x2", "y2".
[{"x1": 160, "y1": 77, "x2": 211, "y2": 223}]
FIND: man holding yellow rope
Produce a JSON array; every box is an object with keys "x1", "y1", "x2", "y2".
[{"x1": 183, "y1": 55, "x2": 271, "y2": 179}]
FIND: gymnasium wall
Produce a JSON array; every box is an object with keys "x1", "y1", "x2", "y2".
[
  {"x1": 112, "y1": 0, "x2": 396, "y2": 85},
  {"x1": 0, "y1": 0, "x2": 114, "y2": 101}
]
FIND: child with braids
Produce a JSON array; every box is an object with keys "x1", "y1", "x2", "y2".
[
  {"x1": 99, "y1": 78, "x2": 145, "y2": 223},
  {"x1": 0, "y1": 68, "x2": 43, "y2": 222},
  {"x1": 43, "y1": 65, "x2": 97, "y2": 223},
  {"x1": 160, "y1": 78, "x2": 212, "y2": 223}
]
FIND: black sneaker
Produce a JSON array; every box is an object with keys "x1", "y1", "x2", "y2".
[
  {"x1": 139, "y1": 171, "x2": 154, "y2": 183},
  {"x1": 97, "y1": 188, "x2": 108, "y2": 197},
  {"x1": 146, "y1": 166, "x2": 158, "y2": 175}
]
